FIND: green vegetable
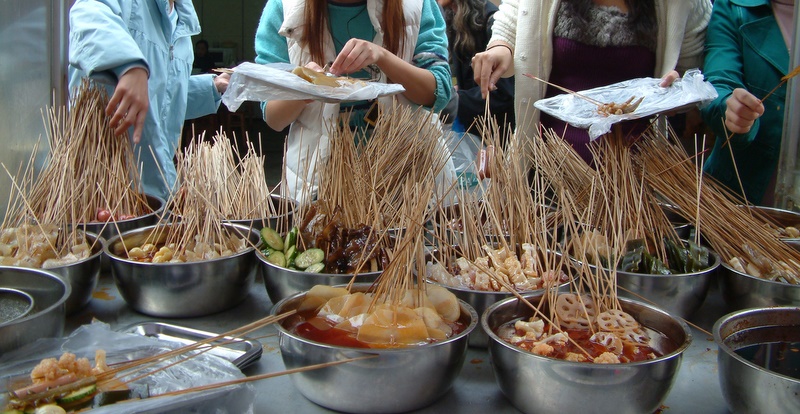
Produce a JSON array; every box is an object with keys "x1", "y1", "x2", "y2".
[
  {"x1": 285, "y1": 245, "x2": 298, "y2": 268},
  {"x1": 284, "y1": 226, "x2": 299, "y2": 253},
  {"x1": 260, "y1": 227, "x2": 284, "y2": 251},
  {"x1": 294, "y1": 248, "x2": 324, "y2": 269},
  {"x1": 265, "y1": 250, "x2": 286, "y2": 267},
  {"x1": 57, "y1": 384, "x2": 97, "y2": 404},
  {"x1": 305, "y1": 262, "x2": 325, "y2": 273}
]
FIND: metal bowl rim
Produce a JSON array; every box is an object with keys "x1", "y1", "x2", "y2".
[
  {"x1": 712, "y1": 306, "x2": 800, "y2": 384},
  {"x1": 80, "y1": 193, "x2": 167, "y2": 226},
  {"x1": 719, "y1": 260, "x2": 800, "y2": 287},
  {"x1": 103, "y1": 223, "x2": 259, "y2": 266},
  {"x1": 271, "y1": 284, "x2": 479, "y2": 353},
  {"x1": 425, "y1": 277, "x2": 570, "y2": 296},
  {"x1": 481, "y1": 293, "x2": 693, "y2": 367},
  {"x1": 0, "y1": 266, "x2": 70, "y2": 327}
]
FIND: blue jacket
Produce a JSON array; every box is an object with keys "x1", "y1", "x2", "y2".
[
  {"x1": 700, "y1": 0, "x2": 789, "y2": 204},
  {"x1": 68, "y1": 0, "x2": 222, "y2": 200}
]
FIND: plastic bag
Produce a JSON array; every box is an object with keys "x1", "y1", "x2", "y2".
[
  {"x1": 533, "y1": 68, "x2": 718, "y2": 139},
  {"x1": 222, "y1": 62, "x2": 406, "y2": 111},
  {"x1": 442, "y1": 127, "x2": 484, "y2": 193},
  {"x1": 0, "y1": 322, "x2": 255, "y2": 414}
]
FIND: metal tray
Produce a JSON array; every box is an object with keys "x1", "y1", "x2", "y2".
[{"x1": 122, "y1": 322, "x2": 263, "y2": 370}]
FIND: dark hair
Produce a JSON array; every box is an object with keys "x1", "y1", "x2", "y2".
[
  {"x1": 442, "y1": 0, "x2": 487, "y2": 63},
  {"x1": 571, "y1": 0, "x2": 656, "y2": 39},
  {"x1": 302, "y1": 0, "x2": 406, "y2": 66},
  {"x1": 195, "y1": 39, "x2": 209, "y2": 48}
]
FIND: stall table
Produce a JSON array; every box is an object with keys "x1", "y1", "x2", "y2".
[{"x1": 66, "y1": 273, "x2": 732, "y2": 413}]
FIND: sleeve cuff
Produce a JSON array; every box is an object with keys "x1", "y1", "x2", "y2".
[{"x1": 111, "y1": 61, "x2": 149, "y2": 81}]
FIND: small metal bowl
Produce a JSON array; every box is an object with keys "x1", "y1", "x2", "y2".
[
  {"x1": 44, "y1": 231, "x2": 104, "y2": 314},
  {"x1": 713, "y1": 306, "x2": 800, "y2": 414},
  {"x1": 258, "y1": 253, "x2": 382, "y2": 305},
  {"x1": 575, "y1": 242, "x2": 720, "y2": 318},
  {"x1": 426, "y1": 252, "x2": 572, "y2": 348},
  {"x1": 718, "y1": 261, "x2": 800, "y2": 310},
  {"x1": 0, "y1": 267, "x2": 70, "y2": 353},
  {"x1": 77, "y1": 193, "x2": 166, "y2": 241},
  {"x1": 272, "y1": 283, "x2": 477, "y2": 413},
  {"x1": 0, "y1": 287, "x2": 35, "y2": 324},
  {"x1": 483, "y1": 293, "x2": 692, "y2": 414},
  {"x1": 105, "y1": 223, "x2": 260, "y2": 318}
]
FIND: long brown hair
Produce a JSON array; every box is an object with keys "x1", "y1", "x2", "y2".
[{"x1": 301, "y1": 0, "x2": 406, "y2": 65}]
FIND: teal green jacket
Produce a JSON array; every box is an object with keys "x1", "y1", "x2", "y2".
[{"x1": 700, "y1": 0, "x2": 789, "y2": 204}]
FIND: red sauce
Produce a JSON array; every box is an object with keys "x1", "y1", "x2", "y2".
[
  {"x1": 287, "y1": 309, "x2": 468, "y2": 349},
  {"x1": 503, "y1": 321, "x2": 673, "y2": 363}
]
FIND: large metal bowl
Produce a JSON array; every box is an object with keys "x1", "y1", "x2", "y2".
[
  {"x1": 77, "y1": 193, "x2": 166, "y2": 241},
  {"x1": 271, "y1": 284, "x2": 477, "y2": 413},
  {"x1": 104, "y1": 223, "x2": 260, "y2": 318},
  {"x1": 0, "y1": 266, "x2": 70, "y2": 353},
  {"x1": 713, "y1": 306, "x2": 800, "y2": 414},
  {"x1": 258, "y1": 253, "x2": 382, "y2": 305},
  {"x1": 483, "y1": 293, "x2": 692, "y2": 414},
  {"x1": 45, "y1": 231, "x2": 104, "y2": 314},
  {"x1": 718, "y1": 261, "x2": 800, "y2": 310}
]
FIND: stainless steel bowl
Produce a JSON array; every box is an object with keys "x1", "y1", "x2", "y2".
[
  {"x1": 104, "y1": 223, "x2": 260, "y2": 318},
  {"x1": 713, "y1": 306, "x2": 800, "y2": 414},
  {"x1": 615, "y1": 249, "x2": 720, "y2": 318},
  {"x1": 0, "y1": 266, "x2": 70, "y2": 353},
  {"x1": 78, "y1": 193, "x2": 166, "y2": 241},
  {"x1": 258, "y1": 253, "x2": 381, "y2": 305},
  {"x1": 718, "y1": 262, "x2": 800, "y2": 310},
  {"x1": 271, "y1": 284, "x2": 477, "y2": 414},
  {"x1": 0, "y1": 287, "x2": 34, "y2": 323},
  {"x1": 483, "y1": 293, "x2": 692, "y2": 414},
  {"x1": 45, "y1": 231, "x2": 104, "y2": 314},
  {"x1": 577, "y1": 243, "x2": 720, "y2": 319},
  {"x1": 224, "y1": 193, "x2": 296, "y2": 232}
]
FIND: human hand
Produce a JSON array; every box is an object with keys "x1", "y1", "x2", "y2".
[
  {"x1": 659, "y1": 70, "x2": 680, "y2": 87},
  {"x1": 472, "y1": 43, "x2": 513, "y2": 99},
  {"x1": 329, "y1": 39, "x2": 385, "y2": 76},
  {"x1": 725, "y1": 88, "x2": 764, "y2": 134},
  {"x1": 214, "y1": 72, "x2": 230, "y2": 94},
  {"x1": 107, "y1": 67, "x2": 149, "y2": 143}
]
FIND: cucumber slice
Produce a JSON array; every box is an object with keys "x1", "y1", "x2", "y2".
[
  {"x1": 294, "y1": 248, "x2": 324, "y2": 269},
  {"x1": 260, "y1": 227, "x2": 284, "y2": 251},
  {"x1": 57, "y1": 384, "x2": 97, "y2": 404},
  {"x1": 265, "y1": 250, "x2": 286, "y2": 267},
  {"x1": 285, "y1": 245, "x2": 298, "y2": 268},
  {"x1": 305, "y1": 262, "x2": 325, "y2": 273},
  {"x1": 284, "y1": 227, "x2": 298, "y2": 253}
]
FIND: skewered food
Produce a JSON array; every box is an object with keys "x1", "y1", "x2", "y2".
[
  {"x1": 596, "y1": 96, "x2": 644, "y2": 116},
  {"x1": 292, "y1": 66, "x2": 346, "y2": 87}
]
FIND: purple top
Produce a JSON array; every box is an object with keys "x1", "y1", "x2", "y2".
[{"x1": 541, "y1": 37, "x2": 656, "y2": 164}]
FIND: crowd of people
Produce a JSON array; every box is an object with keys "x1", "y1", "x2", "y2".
[{"x1": 66, "y1": 0, "x2": 795, "y2": 206}]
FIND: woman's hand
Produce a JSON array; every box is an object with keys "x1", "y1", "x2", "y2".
[
  {"x1": 472, "y1": 42, "x2": 513, "y2": 99},
  {"x1": 214, "y1": 72, "x2": 231, "y2": 94},
  {"x1": 659, "y1": 70, "x2": 680, "y2": 87},
  {"x1": 107, "y1": 67, "x2": 149, "y2": 143},
  {"x1": 724, "y1": 88, "x2": 764, "y2": 134},
  {"x1": 329, "y1": 39, "x2": 386, "y2": 76}
]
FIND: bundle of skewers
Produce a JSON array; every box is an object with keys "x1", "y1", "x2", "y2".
[
  {"x1": 0, "y1": 79, "x2": 150, "y2": 268},
  {"x1": 266, "y1": 103, "x2": 454, "y2": 274},
  {"x1": 170, "y1": 133, "x2": 287, "y2": 224},
  {"x1": 636, "y1": 128, "x2": 800, "y2": 284}
]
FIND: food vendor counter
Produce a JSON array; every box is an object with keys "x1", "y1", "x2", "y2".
[{"x1": 66, "y1": 273, "x2": 731, "y2": 413}]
